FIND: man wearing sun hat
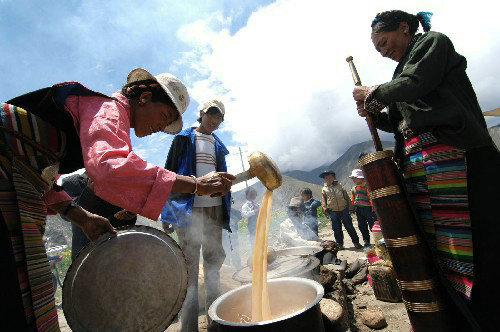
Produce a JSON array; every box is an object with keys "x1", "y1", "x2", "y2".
[
  {"x1": 161, "y1": 98, "x2": 229, "y2": 332},
  {"x1": 349, "y1": 168, "x2": 375, "y2": 247},
  {"x1": 320, "y1": 170, "x2": 362, "y2": 250}
]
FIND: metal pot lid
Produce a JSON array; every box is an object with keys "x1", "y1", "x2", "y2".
[
  {"x1": 233, "y1": 256, "x2": 320, "y2": 283},
  {"x1": 63, "y1": 225, "x2": 187, "y2": 332},
  {"x1": 273, "y1": 245, "x2": 323, "y2": 257}
]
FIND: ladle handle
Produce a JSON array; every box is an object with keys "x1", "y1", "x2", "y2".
[{"x1": 232, "y1": 170, "x2": 253, "y2": 186}]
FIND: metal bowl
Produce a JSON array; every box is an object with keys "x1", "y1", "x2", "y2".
[{"x1": 208, "y1": 277, "x2": 325, "y2": 332}]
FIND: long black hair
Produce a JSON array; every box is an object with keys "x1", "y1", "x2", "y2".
[
  {"x1": 371, "y1": 10, "x2": 433, "y2": 35},
  {"x1": 121, "y1": 79, "x2": 176, "y2": 109}
]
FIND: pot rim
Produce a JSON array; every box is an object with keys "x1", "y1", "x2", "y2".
[{"x1": 208, "y1": 277, "x2": 324, "y2": 327}]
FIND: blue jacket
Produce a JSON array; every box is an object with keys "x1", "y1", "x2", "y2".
[
  {"x1": 160, "y1": 127, "x2": 231, "y2": 230},
  {"x1": 304, "y1": 198, "x2": 321, "y2": 219}
]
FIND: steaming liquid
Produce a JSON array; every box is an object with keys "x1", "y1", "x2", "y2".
[{"x1": 251, "y1": 190, "x2": 273, "y2": 322}]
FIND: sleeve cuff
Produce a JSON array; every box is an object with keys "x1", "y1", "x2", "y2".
[
  {"x1": 140, "y1": 168, "x2": 177, "y2": 220},
  {"x1": 364, "y1": 85, "x2": 386, "y2": 114}
]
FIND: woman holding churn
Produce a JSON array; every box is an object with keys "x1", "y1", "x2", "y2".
[
  {"x1": 1, "y1": 68, "x2": 234, "y2": 331},
  {"x1": 352, "y1": 10, "x2": 500, "y2": 331}
]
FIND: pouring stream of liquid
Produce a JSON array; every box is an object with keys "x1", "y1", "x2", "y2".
[{"x1": 251, "y1": 189, "x2": 273, "y2": 322}]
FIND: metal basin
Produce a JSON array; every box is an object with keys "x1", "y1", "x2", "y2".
[{"x1": 208, "y1": 277, "x2": 325, "y2": 332}]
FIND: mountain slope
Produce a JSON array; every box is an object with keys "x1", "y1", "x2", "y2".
[
  {"x1": 285, "y1": 140, "x2": 394, "y2": 187},
  {"x1": 231, "y1": 175, "x2": 323, "y2": 213}
]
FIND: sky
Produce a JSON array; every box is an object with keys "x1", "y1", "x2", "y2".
[{"x1": 2, "y1": 0, "x2": 499, "y2": 191}]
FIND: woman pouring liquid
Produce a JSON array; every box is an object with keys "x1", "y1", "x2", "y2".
[
  {"x1": 351, "y1": 10, "x2": 500, "y2": 331},
  {"x1": 1, "y1": 68, "x2": 234, "y2": 331}
]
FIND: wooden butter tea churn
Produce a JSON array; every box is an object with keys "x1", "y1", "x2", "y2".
[{"x1": 346, "y1": 56, "x2": 457, "y2": 331}]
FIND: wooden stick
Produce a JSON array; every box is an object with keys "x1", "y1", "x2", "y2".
[{"x1": 346, "y1": 56, "x2": 383, "y2": 151}]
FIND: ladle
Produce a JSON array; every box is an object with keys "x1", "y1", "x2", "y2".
[{"x1": 232, "y1": 151, "x2": 282, "y2": 190}]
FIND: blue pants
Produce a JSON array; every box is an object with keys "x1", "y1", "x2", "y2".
[
  {"x1": 327, "y1": 208, "x2": 359, "y2": 246},
  {"x1": 355, "y1": 206, "x2": 375, "y2": 244}
]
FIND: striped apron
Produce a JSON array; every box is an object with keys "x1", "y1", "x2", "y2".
[
  {"x1": 403, "y1": 132, "x2": 474, "y2": 299},
  {"x1": 1, "y1": 102, "x2": 66, "y2": 331}
]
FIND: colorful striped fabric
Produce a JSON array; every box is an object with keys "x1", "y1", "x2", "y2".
[
  {"x1": 351, "y1": 182, "x2": 372, "y2": 207},
  {"x1": 1, "y1": 103, "x2": 65, "y2": 331},
  {"x1": 403, "y1": 132, "x2": 474, "y2": 299}
]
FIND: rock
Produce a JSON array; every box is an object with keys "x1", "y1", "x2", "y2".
[
  {"x1": 324, "y1": 277, "x2": 350, "y2": 330},
  {"x1": 351, "y1": 265, "x2": 368, "y2": 285},
  {"x1": 357, "y1": 303, "x2": 367, "y2": 309},
  {"x1": 343, "y1": 279, "x2": 356, "y2": 295},
  {"x1": 361, "y1": 309, "x2": 387, "y2": 329},
  {"x1": 320, "y1": 265, "x2": 339, "y2": 292},
  {"x1": 320, "y1": 298, "x2": 344, "y2": 328}
]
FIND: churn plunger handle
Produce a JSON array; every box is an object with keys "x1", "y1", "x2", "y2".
[{"x1": 346, "y1": 56, "x2": 383, "y2": 152}]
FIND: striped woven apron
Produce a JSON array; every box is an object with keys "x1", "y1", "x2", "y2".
[
  {"x1": 1, "y1": 102, "x2": 66, "y2": 331},
  {"x1": 402, "y1": 132, "x2": 474, "y2": 299}
]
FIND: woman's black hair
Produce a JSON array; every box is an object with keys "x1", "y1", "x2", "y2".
[
  {"x1": 121, "y1": 79, "x2": 176, "y2": 109},
  {"x1": 371, "y1": 10, "x2": 433, "y2": 35}
]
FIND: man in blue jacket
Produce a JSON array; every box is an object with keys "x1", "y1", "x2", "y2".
[
  {"x1": 161, "y1": 99, "x2": 230, "y2": 332},
  {"x1": 301, "y1": 188, "x2": 321, "y2": 235}
]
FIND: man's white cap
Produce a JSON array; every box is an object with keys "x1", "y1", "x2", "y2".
[
  {"x1": 127, "y1": 68, "x2": 190, "y2": 134},
  {"x1": 199, "y1": 99, "x2": 225, "y2": 116},
  {"x1": 349, "y1": 169, "x2": 364, "y2": 179}
]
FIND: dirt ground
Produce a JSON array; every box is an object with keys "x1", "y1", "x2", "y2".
[{"x1": 56, "y1": 225, "x2": 411, "y2": 331}]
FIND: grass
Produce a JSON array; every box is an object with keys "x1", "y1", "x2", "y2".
[{"x1": 53, "y1": 249, "x2": 72, "y2": 304}]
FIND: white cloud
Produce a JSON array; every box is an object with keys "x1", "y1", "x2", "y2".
[{"x1": 177, "y1": 0, "x2": 500, "y2": 172}]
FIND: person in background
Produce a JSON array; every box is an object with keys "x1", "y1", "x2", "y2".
[
  {"x1": 349, "y1": 169, "x2": 375, "y2": 247},
  {"x1": 300, "y1": 188, "x2": 321, "y2": 235},
  {"x1": 276, "y1": 196, "x2": 321, "y2": 248},
  {"x1": 1, "y1": 68, "x2": 233, "y2": 331},
  {"x1": 241, "y1": 187, "x2": 260, "y2": 251},
  {"x1": 352, "y1": 10, "x2": 500, "y2": 330},
  {"x1": 161, "y1": 99, "x2": 230, "y2": 332},
  {"x1": 320, "y1": 170, "x2": 362, "y2": 250}
]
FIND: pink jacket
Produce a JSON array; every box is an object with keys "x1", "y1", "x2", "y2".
[{"x1": 45, "y1": 93, "x2": 176, "y2": 220}]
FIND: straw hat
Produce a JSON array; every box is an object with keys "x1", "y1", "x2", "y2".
[
  {"x1": 349, "y1": 169, "x2": 364, "y2": 179},
  {"x1": 127, "y1": 68, "x2": 189, "y2": 134},
  {"x1": 288, "y1": 196, "x2": 305, "y2": 209}
]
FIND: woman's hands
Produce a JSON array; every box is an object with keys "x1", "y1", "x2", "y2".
[
  {"x1": 172, "y1": 172, "x2": 236, "y2": 196},
  {"x1": 196, "y1": 171, "x2": 236, "y2": 196},
  {"x1": 50, "y1": 200, "x2": 116, "y2": 241},
  {"x1": 352, "y1": 85, "x2": 370, "y2": 117},
  {"x1": 79, "y1": 213, "x2": 116, "y2": 241}
]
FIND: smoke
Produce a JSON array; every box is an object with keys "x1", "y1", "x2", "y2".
[{"x1": 177, "y1": 0, "x2": 500, "y2": 173}]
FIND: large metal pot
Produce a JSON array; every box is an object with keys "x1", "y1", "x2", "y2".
[{"x1": 208, "y1": 277, "x2": 325, "y2": 332}]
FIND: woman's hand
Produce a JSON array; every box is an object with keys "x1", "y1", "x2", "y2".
[
  {"x1": 196, "y1": 171, "x2": 236, "y2": 196},
  {"x1": 52, "y1": 200, "x2": 116, "y2": 241},
  {"x1": 353, "y1": 86, "x2": 370, "y2": 117},
  {"x1": 80, "y1": 213, "x2": 116, "y2": 241},
  {"x1": 352, "y1": 85, "x2": 369, "y2": 101}
]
